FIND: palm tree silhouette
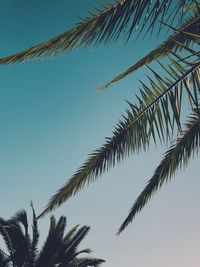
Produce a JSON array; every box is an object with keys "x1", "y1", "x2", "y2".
[{"x1": 0, "y1": 206, "x2": 105, "y2": 266}]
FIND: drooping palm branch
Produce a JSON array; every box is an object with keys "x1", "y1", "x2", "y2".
[
  {"x1": 0, "y1": 0, "x2": 191, "y2": 65},
  {"x1": 118, "y1": 110, "x2": 200, "y2": 233},
  {"x1": 98, "y1": 11, "x2": 200, "y2": 91},
  {"x1": 38, "y1": 45, "x2": 200, "y2": 224}
]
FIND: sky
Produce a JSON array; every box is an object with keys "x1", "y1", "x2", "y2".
[{"x1": 0, "y1": 0, "x2": 199, "y2": 266}]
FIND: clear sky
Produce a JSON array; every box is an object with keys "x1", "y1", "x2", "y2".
[{"x1": 0, "y1": 1, "x2": 199, "y2": 266}]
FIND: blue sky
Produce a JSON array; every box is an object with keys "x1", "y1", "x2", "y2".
[{"x1": 0, "y1": 1, "x2": 199, "y2": 266}]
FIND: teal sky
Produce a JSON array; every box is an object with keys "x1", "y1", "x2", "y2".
[{"x1": 0, "y1": 1, "x2": 199, "y2": 266}]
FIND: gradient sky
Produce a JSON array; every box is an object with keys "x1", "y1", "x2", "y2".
[{"x1": 0, "y1": 1, "x2": 199, "y2": 266}]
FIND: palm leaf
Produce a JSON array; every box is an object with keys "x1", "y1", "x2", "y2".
[
  {"x1": 38, "y1": 47, "x2": 200, "y2": 219},
  {"x1": 36, "y1": 216, "x2": 66, "y2": 266},
  {"x1": 0, "y1": 219, "x2": 14, "y2": 260},
  {"x1": 2, "y1": 221, "x2": 30, "y2": 266},
  {"x1": 10, "y1": 210, "x2": 28, "y2": 237},
  {"x1": 0, "y1": 0, "x2": 190, "y2": 65},
  {"x1": 64, "y1": 225, "x2": 79, "y2": 242},
  {"x1": 8, "y1": 211, "x2": 31, "y2": 266},
  {"x1": 29, "y1": 203, "x2": 40, "y2": 267},
  {"x1": 57, "y1": 226, "x2": 90, "y2": 265},
  {"x1": 62, "y1": 226, "x2": 90, "y2": 258},
  {"x1": 118, "y1": 111, "x2": 200, "y2": 233},
  {"x1": 0, "y1": 211, "x2": 104, "y2": 266},
  {"x1": 98, "y1": 12, "x2": 200, "y2": 91},
  {"x1": 69, "y1": 257, "x2": 105, "y2": 267}
]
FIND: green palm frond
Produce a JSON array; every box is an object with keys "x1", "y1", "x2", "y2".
[
  {"x1": 57, "y1": 225, "x2": 104, "y2": 266},
  {"x1": 118, "y1": 111, "x2": 200, "y2": 233},
  {"x1": 64, "y1": 225, "x2": 79, "y2": 242},
  {"x1": 0, "y1": 0, "x2": 190, "y2": 65},
  {"x1": 62, "y1": 226, "x2": 90, "y2": 260},
  {"x1": 38, "y1": 46, "x2": 200, "y2": 219},
  {"x1": 98, "y1": 12, "x2": 200, "y2": 91}
]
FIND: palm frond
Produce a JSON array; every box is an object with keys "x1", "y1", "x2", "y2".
[
  {"x1": 98, "y1": 12, "x2": 200, "y2": 91},
  {"x1": 36, "y1": 216, "x2": 66, "y2": 266},
  {"x1": 0, "y1": 212, "x2": 32, "y2": 266},
  {"x1": 118, "y1": 111, "x2": 200, "y2": 233},
  {"x1": 0, "y1": 219, "x2": 14, "y2": 259},
  {"x1": 57, "y1": 226, "x2": 90, "y2": 265},
  {"x1": 63, "y1": 226, "x2": 90, "y2": 257},
  {"x1": 38, "y1": 47, "x2": 200, "y2": 218},
  {"x1": 0, "y1": 0, "x2": 190, "y2": 65},
  {"x1": 75, "y1": 248, "x2": 92, "y2": 256},
  {"x1": 2, "y1": 221, "x2": 30, "y2": 266},
  {"x1": 69, "y1": 257, "x2": 105, "y2": 267},
  {"x1": 10, "y1": 210, "x2": 28, "y2": 236},
  {"x1": 0, "y1": 211, "x2": 104, "y2": 266},
  {"x1": 29, "y1": 203, "x2": 39, "y2": 267},
  {"x1": 64, "y1": 225, "x2": 79, "y2": 242}
]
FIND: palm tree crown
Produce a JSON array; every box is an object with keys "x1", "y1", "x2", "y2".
[{"x1": 0, "y1": 207, "x2": 105, "y2": 266}]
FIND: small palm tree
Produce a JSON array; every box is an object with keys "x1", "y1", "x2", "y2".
[{"x1": 0, "y1": 206, "x2": 105, "y2": 267}]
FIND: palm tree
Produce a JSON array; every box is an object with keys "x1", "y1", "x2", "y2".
[
  {"x1": 0, "y1": 1, "x2": 199, "y2": 233},
  {"x1": 0, "y1": 0, "x2": 195, "y2": 64},
  {"x1": 0, "y1": 206, "x2": 105, "y2": 266}
]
